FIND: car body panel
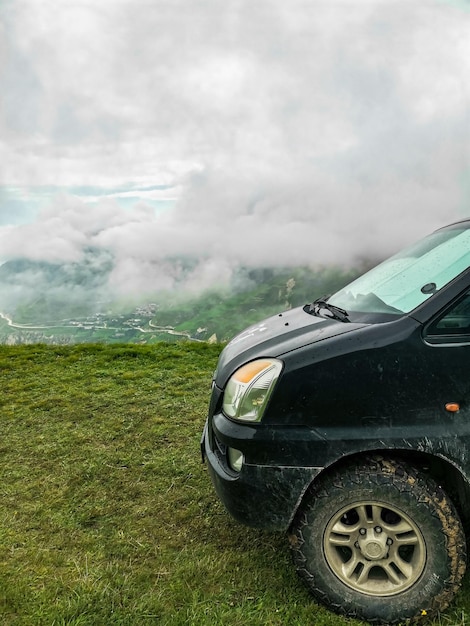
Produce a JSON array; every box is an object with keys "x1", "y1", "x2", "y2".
[{"x1": 214, "y1": 306, "x2": 365, "y2": 388}]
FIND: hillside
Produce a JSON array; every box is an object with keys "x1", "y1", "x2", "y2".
[{"x1": 0, "y1": 264, "x2": 364, "y2": 345}]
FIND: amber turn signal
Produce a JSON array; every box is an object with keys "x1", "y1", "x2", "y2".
[{"x1": 445, "y1": 402, "x2": 460, "y2": 413}]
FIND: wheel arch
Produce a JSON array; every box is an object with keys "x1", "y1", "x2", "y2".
[{"x1": 292, "y1": 448, "x2": 470, "y2": 533}]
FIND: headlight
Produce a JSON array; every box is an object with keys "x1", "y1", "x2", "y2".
[{"x1": 223, "y1": 358, "x2": 283, "y2": 422}]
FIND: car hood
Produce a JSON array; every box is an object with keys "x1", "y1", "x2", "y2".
[{"x1": 215, "y1": 305, "x2": 365, "y2": 387}]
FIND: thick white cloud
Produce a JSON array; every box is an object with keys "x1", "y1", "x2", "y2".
[{"x1": 0, "y1": 0, "x2": 469, "y2": 298}]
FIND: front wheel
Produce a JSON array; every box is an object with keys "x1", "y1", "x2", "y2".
[{"x1": 289, "y1": 456, "x2": 466, "y2": 624}]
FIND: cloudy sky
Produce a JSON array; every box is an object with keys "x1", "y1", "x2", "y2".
[{"x1": 1, "y1": 0, "x2": 470, "y2": 297}]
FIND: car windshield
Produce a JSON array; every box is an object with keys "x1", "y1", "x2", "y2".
[{"x1": 328, "y1": 225, "x2": 470, "y2": 316}]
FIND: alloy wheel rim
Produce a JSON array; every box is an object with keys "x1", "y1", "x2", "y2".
[{"x1": 323, "y1": 501, "x2": 426, "y2": 596}]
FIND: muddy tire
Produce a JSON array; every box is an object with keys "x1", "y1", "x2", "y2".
[{"x1": 289, "y1": 456, "x2": 466, "y2": 624}]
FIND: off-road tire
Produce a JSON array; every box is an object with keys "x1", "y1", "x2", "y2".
[{"x1": 289, "y1": 456, "x2": 466, "y2": 623}]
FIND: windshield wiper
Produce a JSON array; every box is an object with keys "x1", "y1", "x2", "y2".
[{"x1": 304, "y1": 296, "x2": 350, "y2": 322}]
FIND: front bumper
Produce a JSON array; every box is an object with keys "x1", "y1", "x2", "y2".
[{"x1": 201, "y1": 417, "x2": 323, "y2": 531}]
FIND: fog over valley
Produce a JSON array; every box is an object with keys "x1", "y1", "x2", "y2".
[{"x1": 1, "y1": 0, "x2": 469, "y2": 323}]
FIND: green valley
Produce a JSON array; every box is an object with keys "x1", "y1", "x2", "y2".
[{"x1": 0, "y1": 265, "x2": 364, "y2": 345}]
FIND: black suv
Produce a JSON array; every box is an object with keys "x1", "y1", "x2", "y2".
[{"x1": 202, "y1": 219, "x2": 470, "y2": 623}]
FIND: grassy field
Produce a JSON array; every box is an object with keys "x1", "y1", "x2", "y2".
[{"x1": 0, "y1": 343, "x2": 469, "y2": 625}]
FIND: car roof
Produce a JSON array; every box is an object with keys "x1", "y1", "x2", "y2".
[{"x1": 435, "y1": 218, "x2": 470, "y2": 231}]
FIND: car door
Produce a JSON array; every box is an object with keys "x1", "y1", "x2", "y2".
[{"x1": 419, "y1": 289, "x2": 470, "y2": 464}]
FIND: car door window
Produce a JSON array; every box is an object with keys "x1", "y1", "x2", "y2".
[{"x1": 425, "y1": 291, "x2": 470, "y2": 344}]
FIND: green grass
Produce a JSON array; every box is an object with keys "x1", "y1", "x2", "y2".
[{"x1": 0, "y1": 343, "x2": 469, "y2": 625}]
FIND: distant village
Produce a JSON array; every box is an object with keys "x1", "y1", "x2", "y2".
[{"x1": 68, "y1": 303, "x2": 159, "y2": 333}]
